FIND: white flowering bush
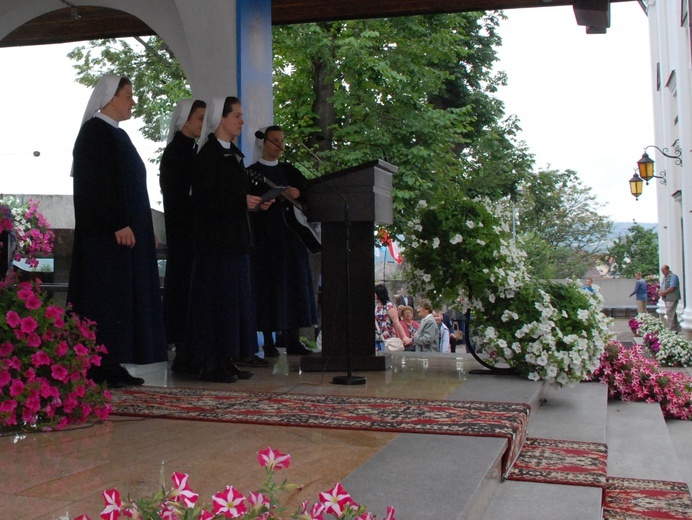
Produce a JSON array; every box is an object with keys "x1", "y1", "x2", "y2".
[
  {"x1": 402, "y1": 197, "x2": 529, "y2": 305},
  {"x1": 632, "y1": 313, "x2": 692, "y2": 367},
  {"x1": 471, "y1": 280, "x2": 613, "y2": 385},
  {"x1": 402, "y1": 195, "x2": 612, "y2": 386}
]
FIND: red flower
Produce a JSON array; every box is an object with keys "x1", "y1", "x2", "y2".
[
  {"x1": 257, "y1": 446, "x2": 291, "y2": 471},
  {"x1": 101, "y1": 488, "x2": 122, "y2": 520},
  {"x1": 170, "y1": 472, "x2": 199, "y2": 507},
  {"x1": 212, "y1": 486, "x2": 247, "y2": 518},
  {"x1": 319, "y1": 483, "x2": 355, "y2": 517}
]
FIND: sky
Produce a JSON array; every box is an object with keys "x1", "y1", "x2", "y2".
[{"x1": 0, "y1": 2, "x2": 656, "y2": 223}]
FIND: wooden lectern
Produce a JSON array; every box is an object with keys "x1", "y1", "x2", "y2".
[{"x1": 301, "y1": 160, "x2": 396, "y2": 372}]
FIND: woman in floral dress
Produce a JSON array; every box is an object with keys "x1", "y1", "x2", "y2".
[{"x1": 375, "y1": 284, "x2": 411, "y2": 348}]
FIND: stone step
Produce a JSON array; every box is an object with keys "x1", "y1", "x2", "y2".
[
  {"x1": 606, "y1": 400, "x2": 687, "y2": 483},
  {"x1": 665, "y1": 417, "x2": 692, "y2": 491},
  {"x1": 481, "y1": 381, "x2": 609, "y2": 520},
  {"x1": 342, "y1": 372, "x2": 544, "y2": 519}
]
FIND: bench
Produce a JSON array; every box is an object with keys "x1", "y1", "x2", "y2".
[{"x1": 601, "y1": 305, "x2": 657, "y2": 318}]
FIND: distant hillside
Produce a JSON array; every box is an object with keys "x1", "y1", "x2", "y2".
[{"x1": 610, "y1": 222, "x2": 657, "y2": 241}]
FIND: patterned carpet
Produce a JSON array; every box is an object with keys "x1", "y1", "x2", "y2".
[
  {"x1": 110, "y1": 386, "x2": 531, "y2": 475},
  {"x1": 506, "y1": 437, "x2": 692, "y2": 519},
  {"x1": 603, "y1": 477, "x2": 692, "y2": 520},
  {"x1": 506, "y1": 437, "x2": 608, "y2": 488}
]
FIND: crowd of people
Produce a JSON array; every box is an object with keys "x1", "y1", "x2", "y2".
[
  {"x1": 68, "y1": 75, "x2": 317, "y2": 387},
  {"x1": 374, "y1": 284, "x2": 463, "y2": 354}
]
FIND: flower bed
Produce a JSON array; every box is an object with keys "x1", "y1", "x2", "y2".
[
  {"x1": 0, "y1": 275, "x2": 111, "y2": 431},
  {"x1": 1, "y1": 196, "x2": 54, "y2": 269},
  {"x1": 75, "y1": 447, "x2": 396, "y2": 520},
  {"x1": 588, "y1": 341, "x2": 692, "y2": 420},
  {"x1": 629, "y1": 313, "x2": 692, "y2": 367}
]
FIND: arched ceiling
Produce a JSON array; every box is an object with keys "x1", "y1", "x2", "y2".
[{"x1": 0, "y1": 0, "x2": 636, "y2": 48}]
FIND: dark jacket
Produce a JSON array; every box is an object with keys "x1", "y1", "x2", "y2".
[{"x1": 192, "y1": 134, "x2": 253, "y2": 255}]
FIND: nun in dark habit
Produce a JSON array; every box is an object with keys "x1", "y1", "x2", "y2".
[
  {"x1": 187, "y1": 96, "x2": 273, "y2": 383},
  {"x1": 159, "y1": 98, "x2": 206, "y2": 375},
  {"x1": 68, "y1": 74, "x2": 167, "y2": 388}
]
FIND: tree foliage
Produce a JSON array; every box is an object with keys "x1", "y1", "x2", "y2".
[
  {"x1": 271, "y1": 13, "x2": 534, "y2": 231},
  {"x1": 604, "y1": 223, "x2": 659, "y2": 278},
  {"x1": 67, "y1": 37, "x2": 188, "y2": 142},
  {"x1": 66, "y1": 15, "x2": 615, "y2": 279},
  {"x1": 518, "y1": 168, "x2": 613, "y2": 279}
]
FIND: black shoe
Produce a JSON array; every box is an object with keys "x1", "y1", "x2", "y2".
[
  {"x1": 226, "y1": 362, "x2": 253, "y2": 380},
  {"x1": 263, "y1": 344, "x2": 281, "y2": 358},
  {"x1": 114, "y1": 365, "x2": 145, "y2": 386},
  {"x1": 199, "y1": 367, "x2": 239, "y2": 383},
  {"x1": 236, "y1": 355, "x2": 270, "y2": 367},
  {"x1": 171, "y1": 356, "x2": 201, "y2": 376},
  {"x1": 286, "y1": 342, "x2": 313, "y2": 356}
]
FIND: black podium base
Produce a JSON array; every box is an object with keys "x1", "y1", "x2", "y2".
[
  {"x1": 300, "y1": 353, "x2": 392, "y2": 372},
  {"x1": 332, "y1": 374, "x2": 367, "y2": 385}
]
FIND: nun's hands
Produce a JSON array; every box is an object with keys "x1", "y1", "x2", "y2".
[{"x1": 115, "y1": 226, "x2": 136, "y2": 248}]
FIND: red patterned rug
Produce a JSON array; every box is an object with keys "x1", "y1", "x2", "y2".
[
  {"x1": 505, "y1": 437, "x2": 608, "y2": 488},
  {"x1": 603, "y1": 477, "x2": 692, "y2": 520},
  {"x1": 110, "y1": 387, "x2": 530, "y2": 474}
]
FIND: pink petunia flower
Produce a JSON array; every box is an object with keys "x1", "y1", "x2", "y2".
[
  {"x1": 24, "y1": 294, "x2": 42, "y2": 310},
  {"x1": 319, "y1": 483, "x2": 355, "y2": 517},
  {"x1": 384, "y1": 506, "x2": 397, "y2": 520},
  {"x1": 9, "y1": 378, "x2": 25, "y2": 397},
  {"x1": 5, "y1": 310, "x2": 20, "y2": 328},
  {"x1": 101, "y1": 488, "x2": 122, "y2": 520},
  {"x1": 199, "y1": 510, "x2": 215, "y2": 520},
  {"x1": 170, "y1": 472, "x2": 199, "y2": 507},
  {"x1": 31, "y1": 350, "x2": 52, "y2": 367},
  {"x1": 74, "y1": 516, "x2": 92, "y2": 520},
  {"x1": 212, "y1": 486, "x2": 247, "y2": 518},
  {"x1": 0, "y1": 370, "x2": 11, "y2": 387},
  {"x1": 20, "y1": 316, "x2": 38, "y2": 334},
  {"x1": 0, "y1": 398, "x2": 17, "y2": 413},
  {"x1": 295, "y1": 501, "x2": 325, "y2": 520},
  {"x1": 45, "y1": 304, "x2": 63, "y2": 321},
  {"x1": 257, "y1": 446, "x2": 291, "y2": 471},
  {"x1": 26, "y1": 332, "x2": 41, "y2": 348},
  {"x1": 0, "y1": 342, "x2": 14, "y2": 357},
  {"x1": 246, "y1": 491, "x2": 270, "y2": 514},
  {"x1": 50, "y1": 364, "x2": 69, "y2": 383}
]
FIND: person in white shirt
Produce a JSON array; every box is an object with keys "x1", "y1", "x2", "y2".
[{"x1": 433, "y1": 310, "x2": 451, "y2": 353}]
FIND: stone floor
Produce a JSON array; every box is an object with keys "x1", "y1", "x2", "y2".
[{"x1": 1, "y1": 318, "x2": 689, "y2": 519}]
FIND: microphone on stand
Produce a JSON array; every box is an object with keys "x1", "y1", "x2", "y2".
[{"x1": 316, "y1": 134, "x2": 389, "y2": 162}]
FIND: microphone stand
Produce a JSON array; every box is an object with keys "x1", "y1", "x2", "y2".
[{"x1": 332, "y1": 198, "x2": 366, "y2": 385}]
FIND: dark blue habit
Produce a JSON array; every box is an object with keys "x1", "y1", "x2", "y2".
[{"x1": 68, "y1": 117, "x2": 168, "y2": 365}]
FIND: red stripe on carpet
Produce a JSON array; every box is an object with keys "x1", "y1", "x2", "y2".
[{"x1": 109, "y1": 386, "x2": 530, "y2": 475}]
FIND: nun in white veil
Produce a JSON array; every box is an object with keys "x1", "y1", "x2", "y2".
[
  {"x1": 187, "y1": 95, "x2": 273, "y2": 383},
  {"x1": 68, "y1": 74, "x2": 168, "y2": 387},
  {"x1": 159, "y1": 98, "x2": 206, "y2": 374}
]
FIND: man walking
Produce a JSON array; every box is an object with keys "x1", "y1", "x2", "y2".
[
  {"x1": 629, "y1": 272, "x2": 648, "y2": 314},
  {"x1": 658, "y1": 265, "x2": 681, "y2": 332}
]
